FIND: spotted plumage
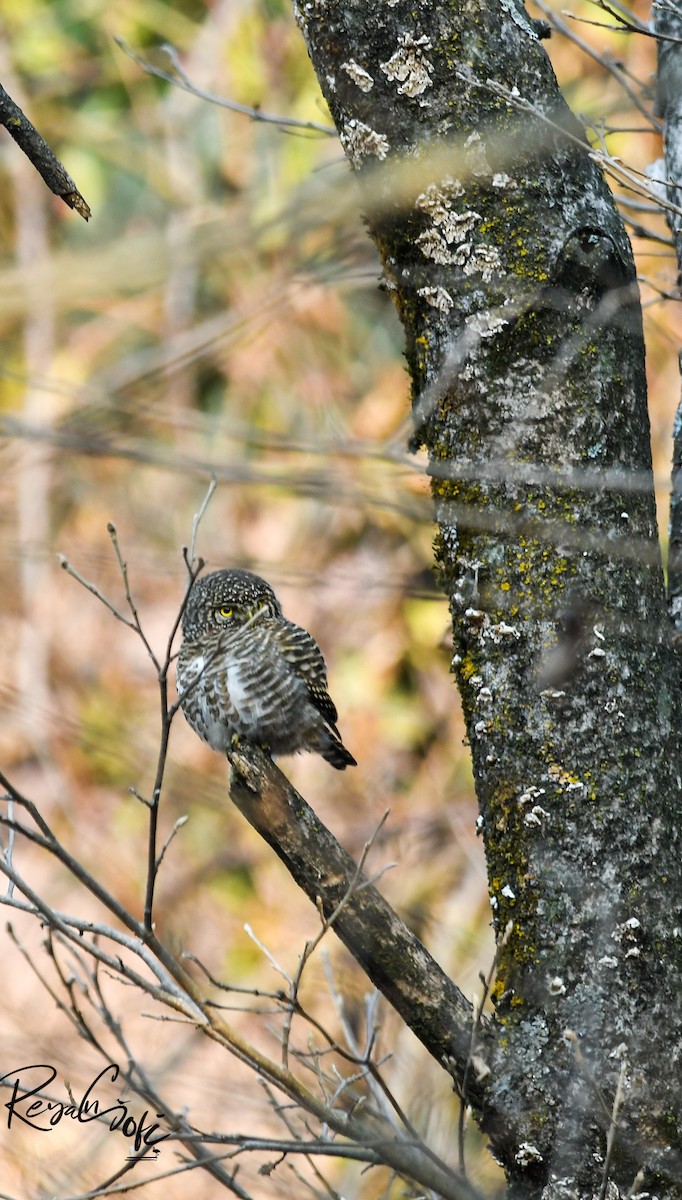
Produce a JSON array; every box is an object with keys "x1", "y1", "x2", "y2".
[{"x1": 176, "y1": 568, "x2": 356, "y2": 770}]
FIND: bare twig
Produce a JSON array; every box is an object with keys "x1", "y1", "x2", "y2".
[
  {"x1": 188, "y1": 474, "x2": 217, "y2": 569},
  {"x1": 108, "y1": 522, "x2": 160, "y2": 669},
  {"x1": 57, "y1": 553, "x2": 135, "y2": 629},
  {"x1": 114, "y1": 38, "x2": 336, "y2": 138},
  {"x1": 142, "y1": 550, "x2": 203, "y2": 931},
  {"x1": 2, "y1": 796, "x2": 15, "y2": 898},
  {"x1": 155, "y1": 815, "x2": 189, "y2": 871}
]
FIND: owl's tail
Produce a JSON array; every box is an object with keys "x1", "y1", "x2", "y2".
[{"x1": 321, "y1": 728, "x2": 357, "y2": 770}]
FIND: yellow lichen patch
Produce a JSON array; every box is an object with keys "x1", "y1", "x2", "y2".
[
  {"x1": 458, "y1": 654, "x2": 480, "y2": 683},
  {"x1": 547, "y1": 762, "x2": 582, "y2": 787}
]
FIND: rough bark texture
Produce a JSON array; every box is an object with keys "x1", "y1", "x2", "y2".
[
  {"x1": 292, "y1": 1, "x2": 682, "y2": 1196},
  {"x1": 654, "y1": 0, "x2": 682, "y2": 626}
]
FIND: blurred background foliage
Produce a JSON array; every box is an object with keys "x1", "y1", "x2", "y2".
[{"x1": 0, "y1": 0, "x2": 678, "y2": 1196}]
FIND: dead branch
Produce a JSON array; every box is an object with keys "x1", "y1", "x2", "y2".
[{"x1": 0, "y1": 82, "x2": 91, "y2": 219}]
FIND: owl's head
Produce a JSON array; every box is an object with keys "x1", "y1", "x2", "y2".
[{"x1": 182, "y1": 568, "x2": 283, "y2": 638}]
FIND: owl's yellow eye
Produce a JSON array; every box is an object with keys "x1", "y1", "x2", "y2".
[{"x1": 217, "y1": 606, "x2": 233, "y2": 619}]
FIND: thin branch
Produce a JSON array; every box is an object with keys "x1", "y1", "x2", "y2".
[
  {"x1": 145, "y1": 513, "x2": 209, "y2": 930},
  {"x1": 532, "y1": 0, "x2": 662, "y2": 132},
  {"x1": 0, "y1": 850, "x2": 202, "y2": 1017},
  {"x1": 114, "y1": 38, "x2": 336, "y2": 138},
  {"x1": 2, "y1": 796, "x2": 15, "y2": 898},
  {"x1": 322, "y1": 954, "x2": 425, "y2": 1143},
  {"x1": 155, "y1": 814, "x2": 189, "y2": 871},
  {"x1": 57, "y1": 553, "x2": 135, "y2": 629},
  {"x1": 0, "y1": 82, "x2": 91, "y2": 219},
  {"x1": 108, "y1": 522, "x2": 160, "y2": 670},
  {"x1": 188, "y1": 474, "x2": 217, "y2": 568}
]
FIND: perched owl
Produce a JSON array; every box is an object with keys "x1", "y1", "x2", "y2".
[{"x1": 177, "y1": 568, "x2": 356, "y2": 770}]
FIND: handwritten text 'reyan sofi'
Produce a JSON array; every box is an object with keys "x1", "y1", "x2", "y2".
[{"x1": 0, "y1": 1063, "x2": 169, "y2": 1153}]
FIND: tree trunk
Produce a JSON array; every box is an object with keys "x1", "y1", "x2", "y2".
[
  {"x1": 292, "y1": 1, "x2": 682, "y2": 1195},
  {"x1": 654, "y1": 0, "x2": 682, "y2": 628}
]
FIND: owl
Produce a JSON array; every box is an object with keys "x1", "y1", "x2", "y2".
[{"x1": 176, "y1": 568, "x2": 356, "y2": 770}]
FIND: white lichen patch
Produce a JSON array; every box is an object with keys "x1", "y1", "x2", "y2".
[
  {"x1": 548, "y1": 976, "x2": 566, "y2": 995},
  {"x1": 492, "y1": 171, "x2": 514, "y2": 189},
  {"x1": 340, "y1": 119, "x2": 389, "y2": 163},
  {"x1": 459, "y1": 243, "x2": 503, "y2": 281},
  {"x1": 524, "y1": 805, "x2": 550, "y2": 827},
  {"x1": 380, "y1": 33, "x2": 434, "y2": 102},
  {"x1": 464, "y1": 611, "x2": 521, "y2": 644},
  {"x1": 470, "y1": 1053, "x2": 491, "y2": 1081},
  {"x1": 518, "y1": 784, "x2": 545, "y2": 807},
  {"x1": 445, "y1": 210, "x2": 483, "y2": 244},
  {"x1": 417, "y1": 285, "x2": 454, "y2": 311},
  {"x1": 598, "y1": 955, "x2": 619, "y2": 969},
  {"x1": 415, "y1": 195, "x2": 482, "y2": 264},
  {"x1": 501, "y1": 883, "x2": 516, "y2": 899},
  {"x1": 515, "y1": 1143, "x2": 544, "y2": 1167},
  {"x1": 645, "y1": 157, "x2": 669, "y2": 203},
  {"x1": 416, "y1": 177, "x2": 465, "y2": 215},
  {"x1": 415, "y1": 227, "x2": 457, "y2": 264},
  {"x1": 612, "y1": 917, "x2": 642, "y2": 947},
  {"x1": 415, "y1": 179, "x2": 472, "y2": 244},
  {"x1": 588, "y1": 646, "x2": 606, "y2": 659},
  {"x1": 341, "y1": 59, "x2": 374, "y2": 91},
  {"x1": 494, "y1": 621, "x2": 520, "y2": 638},
  {"x1": 465, "y1": 310, "x2": 510, "y2": 340}
]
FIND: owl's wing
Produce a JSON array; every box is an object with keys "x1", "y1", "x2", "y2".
[{"x1": 273, "y1": 620, "x2": 340, "y2": 730}]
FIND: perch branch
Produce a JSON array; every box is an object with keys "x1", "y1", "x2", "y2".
[{"x1": 226, "y1": 744, "x2": 491, "y2": 1112}]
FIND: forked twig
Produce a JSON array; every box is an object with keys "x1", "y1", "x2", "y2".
[{"x1": 115, "y1": 38, "x2": 336, "y2": 138}]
